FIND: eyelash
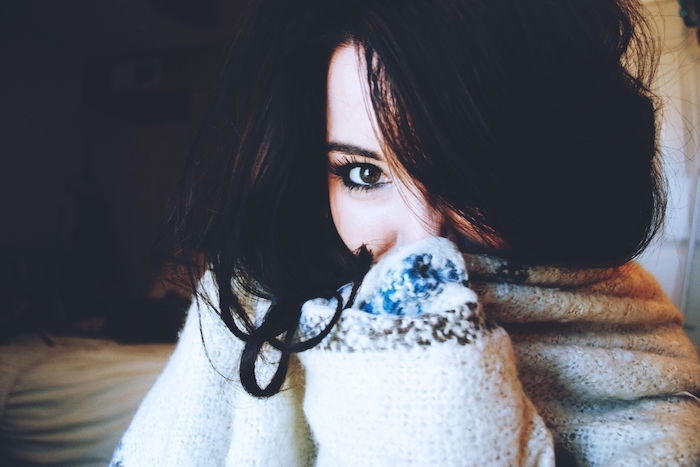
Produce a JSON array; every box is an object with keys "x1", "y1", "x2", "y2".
[{"x1": 328, "y1": 155, "x2": 391, "y2": 192}]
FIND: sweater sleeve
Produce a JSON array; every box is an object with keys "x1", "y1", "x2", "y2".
[
  {"x1": 295, "y1": 237, "x2": 556, "y2": 466},
  {"x1": 109, "y1": 271, "x2": 246, "y2": 466},
  {"x1": 110, "y1": 272, "x2": 316, "y2": 467}
]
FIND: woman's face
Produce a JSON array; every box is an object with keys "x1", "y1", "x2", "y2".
[
  {"x1": 326, "y1": 44, "x2": 440, "y2": 261},
  {"x1": 326, "y1": 44, "x2": 493, "y2": 262}
]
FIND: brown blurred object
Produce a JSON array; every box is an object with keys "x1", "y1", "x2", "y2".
[{"x1": 679, "y1": 0, "x2": 700, "y2": 44}]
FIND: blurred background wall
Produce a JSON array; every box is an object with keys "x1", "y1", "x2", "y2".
[{"x1": 638, "y1": 0, "x2": 700, "y2": 348}]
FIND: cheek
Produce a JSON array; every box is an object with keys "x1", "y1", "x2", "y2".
[{"x1": 328, "y1": 177, "x2": 395, "y2": 254}]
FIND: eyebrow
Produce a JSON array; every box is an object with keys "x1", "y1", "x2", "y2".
[{"x1": 326, "y1": 141, "x2": 383, "y2": 161}]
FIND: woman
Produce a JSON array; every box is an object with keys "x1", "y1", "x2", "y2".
[{"x1": 111, "y1": 0, "x2": 700, "y2": 465}]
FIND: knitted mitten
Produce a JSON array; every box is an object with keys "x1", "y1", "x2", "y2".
[
  {"x1": 352, "y1": 236, "x2": 472, "y2": 316},
  {"x1": 296, "y1": 236, "x2": 555, "y2": 467}
]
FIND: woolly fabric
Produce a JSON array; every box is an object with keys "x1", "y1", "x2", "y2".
[{"x1": 110, "y1": 237, "x2": 700, "y2": 466}]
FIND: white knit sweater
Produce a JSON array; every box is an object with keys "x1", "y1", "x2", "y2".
[{"x1": 110, "y1": 236, "x2": 700, "y2": 466}]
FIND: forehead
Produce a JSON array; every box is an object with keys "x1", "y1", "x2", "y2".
[{"x1": 326, "y1": 44, "x2": 383, "y2": 154}]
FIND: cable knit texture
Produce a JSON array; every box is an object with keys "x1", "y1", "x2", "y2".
[{"x1": 110, "y1": 236, "x2": 700, "y2": 466}]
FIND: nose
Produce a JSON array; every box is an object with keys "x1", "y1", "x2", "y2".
[{"x1": 385, "y1": 185, "x2": 445, "y2": 256}]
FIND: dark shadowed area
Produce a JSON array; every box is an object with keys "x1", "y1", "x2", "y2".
[{"x1": 1, "y1": 0, "x2": 242, "y2": 343}]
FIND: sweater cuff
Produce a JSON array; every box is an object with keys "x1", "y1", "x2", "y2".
[{"x1": 296, "y1": 236, "x2": 497, "y2": 352}]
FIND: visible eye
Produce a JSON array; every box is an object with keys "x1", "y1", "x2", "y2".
[
  {"x1": 348, "y1": 165, "x2": 385, "y2": 185},
  {"x1": 328, "y1": 156, "x2": 391, "y2": 192}
]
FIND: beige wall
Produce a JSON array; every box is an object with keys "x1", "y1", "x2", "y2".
[{"x1": 637, "y1": 0, "x2": 700, "y2": 346}]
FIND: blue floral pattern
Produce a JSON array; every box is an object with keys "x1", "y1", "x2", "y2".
[{"x1": 357, "y1": 252, "x2": 467, "y2": 316}]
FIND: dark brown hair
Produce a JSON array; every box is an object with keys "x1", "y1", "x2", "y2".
[{"x1": 160, "y1": 0, "x2": 665, "y2": 397}]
